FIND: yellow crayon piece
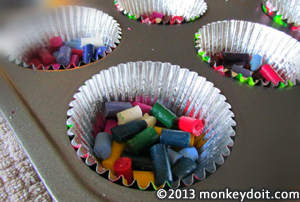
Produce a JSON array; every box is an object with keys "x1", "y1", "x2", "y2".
[
  {"x1": 194, "y1": 132, "x2": 206, "y2": 147},
  {"x1": 133, "y1": 171, "x2": 155, "y2": 189},
  {"x1": 189, "y1": 134, "x2": 195, "y2": 146},
  {"x1": 102, "y1": 141, "x2": 126, "y2": 173},
  {"x1": 154, "y1": 126, "x2": 165, "y2": 136}
]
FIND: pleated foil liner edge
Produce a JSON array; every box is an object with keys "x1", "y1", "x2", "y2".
[
  {"x1": 195, "y1": 19, "x2": 300, "y2": 88},
  {"x1": 66, "y1": 61, "x2": 236, "y2": 190},
  {"x1": 5, "y1": 6, "x2": 122, "y2": 70}
]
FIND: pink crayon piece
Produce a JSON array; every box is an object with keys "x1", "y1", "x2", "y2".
[
  {"x1": 152, "y1": 12, "x2": 164, "y2": 19},
  {"x1": 50, "y1": 36, "x2": 63, "y2": 52},
  {"x1": 70, "y1": 54, "x2": 80, "y2": 67},
  {"x1": 29, "y1": 58, "x2": 43, "y2": 69},
  {"x1": 131, "y1": 101, "x2": 152, "y2": 115},
  {"x1": 38, "y1": 48, "x2": 56, "y2": 66},
  {"x1": 104, "y1": 119, "x2": 118, "y2": 135},
  {"x1": 259, "y1": 64, "x2": 284, "y2": 85},
  {"x1": 178, "y1": 116, "x2": 204, "y2": 137},
  {"x1": 45, "y1": 63, "x2": 61, "y2": 70}
]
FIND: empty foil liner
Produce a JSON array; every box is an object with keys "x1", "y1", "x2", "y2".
[
  {"x1": 262, "y1": 0, "x2": 300, "y2": 31},
  {"x1": 66, "y1": 61, "x2": 236, "y2": 190},
  {"x1": 114, "y1": 0, "x2": 207, "y2": 24},
  {"x1": 195, "y1": 20, "x2": 300, "y2": 87},
  {"x1": 3, "y1": 6, "x2": 122, "y2": 70}
]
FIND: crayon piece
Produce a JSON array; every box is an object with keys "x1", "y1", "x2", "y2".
[
  {"x1": 111, "y1": 120, "x2": 147, "y2": 143},
  {"x1": 167, "y1": 148, "x2": 183, "y2": 165},
  {"x1": 178, "y1": 116, "x2": 204, "y2": 136},
  {"x1": 222, "y1": 52, "x2": 249, "y2": 64},
  {"x1": 38, "y1": 48, "x2": 56, "y2": 66},
  {"x1": 104, "y1": 119, "x2": 118, "y2": 135},
  {"x1": 209, "y1": 56, "x2": 223, "y2": 67},
  {"x1": 29, "y1": 58, "x2": 43, "y2": 69},
  {"x1": 95, "y1": 46, "x2": 109, "y2": 59},
  {"x1": 142, "y1": 113, "x2": 157, "y2": 127},
  {"x1": 52, "y1": 51, "x2": 59, "y2": 61},
  {"x1": 113, "y1": 157, "x2": 134, "y2": 184},
  {"x1": 81, "y1": 37, "x2": 105, "y2": 48},
  {"x1": 63, "y1": 41, "x2": 81, "y2": 50},
  {"x1": 50, "y1": 36, "x2": 63, "y2": 52},
  {"x1": 126, "y1": 126, "x2": 159, "y2": 154},
  {"x1": 154, "y1": 126, "x2": 165, "y2": 136},
  {"x1": 132, "y1": 101, "x2": 152, "y2": 115},
  {"x1": 232, "y1": 64, "x2": 252, "y2": 78},
  {"x1": 121, "y1": 151, "x2": 153, "y2": 171},
  {"x1": 259, "y1": 64, "x2": 284, "y2": 84},
  {"x1": 250, "y1": 54, "x2": 263, "y2": 71},
  {"x1": 160, "y1": 129, "x2": 191, "y2": 148},
  {"x1": 57, "y1": 46, "x2": 72, "y2": 66},
  {"x1": 117, "y1": 105, "x2": 143, "y2": 125},
  {"x1": 133, "y1": 171, "x2": 154, "y2": 189},
  {"x1": 171, "y1": 157, "x2": 197, "y2": 181},
  {"x1": 178, "y1": 147, "x2": 198, "y2": 162},
  {"x1": 71, "y1": 49, "x2": 83, "y2": 58},
  {"x1": 150, "y1": 102, "x2": 177, "y2": 128},
  {"x1": 104, "y1": 102, "x2": 132, "y2": 118},
  {"x1": 94, "y1": 132, "x2": 112, "y2": 160},
  {"x1": 150, "y1": 144, "x2": 173, "y2": 187},
  {"x1": 70, "y1": 54, "x2": 80, "y2": 66},
  {"x1": 102, "y1": 141, "x2": 126, "y2": 172},
  {"x1": 82, "y1": 44, "x2": 95, "y2": 64}
]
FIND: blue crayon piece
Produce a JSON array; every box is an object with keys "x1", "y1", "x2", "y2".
[
  {"x1": 167, "y1": 148, "x2": 183, "y2": 165},
  {"x1": 104, "y1": 102, "x2": 132, "y2": 117},
  {"x1": 95, "y1": 46, "x2": 109, "y2": 60},
  {"x1": 94, "y1": 132, "x2": 112, "y2": 160},
  {"x1": 160, "y1": 129, "x2": 191, "y2": 148},
  {"x1": 63, "y1": 41, "x2": 82, "y2": 49},
  {"x1": 250, "y1": 54, "x2": 263, "y2": 71},
  {"x1": 178, "y1": 147, "x2": 198, "y2": 162},
  {"x1": 171, "y1": 157, "x2": 197, "y2": 181},
  {"x1": 52, "y1": 51, "x2": 59, "y2": 61},
  {"x1": 232, "y1": 64, "x2": 252, "y2": 78},
  {"x1": 57, "y1": 46, "x2": 72, "y2": 66},
  {"x1": 150, "y1": 144, "x2": 173, "y2": 187},
  {"x1": 82, "y1": 44, "x2": 95, "y2": 63}
]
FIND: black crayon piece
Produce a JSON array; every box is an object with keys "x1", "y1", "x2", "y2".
[
  {"x1": 122, "y1": 151, "x2": 153, "y2": 171},
  {"x1": 172, "y1": 157, "x2": 197, "y2": 181}
]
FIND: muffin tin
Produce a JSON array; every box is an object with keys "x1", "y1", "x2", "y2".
[{"x1": 0, "y1": 0, "x2": 300, "y2": 201}]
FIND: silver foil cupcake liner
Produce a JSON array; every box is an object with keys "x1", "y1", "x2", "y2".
[
  {"x1": 4, "y1": 6, "x2": 122, "y2": 70},
  {"x1": 114, "y1": 0, "x2": 207, "y2": 24},
  {"x1": 66, "y1": 61, "x2": 236, "y2": 190},
  {"x1": 262, "y1": 0, "x2": 300, "y2": 30},
  {"x1": 195, "y1": 20, "x2": 300, "y2": 87}
]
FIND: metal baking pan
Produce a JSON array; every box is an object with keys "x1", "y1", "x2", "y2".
[{"x1": 0, "y1": 0, "x2": 300, "y2": 201}]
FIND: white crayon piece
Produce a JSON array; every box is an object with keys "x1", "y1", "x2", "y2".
[
  {"x1": 142, "y1": 113, "x2": 157, "y2": 127},
  {"x1": 81, "y1": 37, "x2": 105, "y2": 48},
  {"x1": 117, "y1": 105, "x2": 143, "y2": 125}
]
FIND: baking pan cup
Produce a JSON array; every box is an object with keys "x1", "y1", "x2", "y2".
[
  {"x1": 262, "y1": 0, "x2": 300, "y2": 31},
  {"x1": 114, "y1": 0, "x2": 207, "y2": 24},
  {"x1": 66, "y1": 61, "x2": 236, "y2": 190},
  {"x1": 4, "y1": 6, "x2": 122, "y2": 70},
  {"x1": 195, "y1": 19, "x2": 300, "y2": 88}
]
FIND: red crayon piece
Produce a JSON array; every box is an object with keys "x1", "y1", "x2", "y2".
[
  {"x1": 29, "y1": 58, "x2": 43, "y2": 69},
  {"x1": 50, "y1": 36, "x2": 63, "y2": 52},
  {"x1": 104, "y1": 119, "x2": 118, "y2": 135},
  {"x1": 259, "y1": 64, "x2": 284, "y2": 85},
  {"x1": 38, "y1": 48, "x2": 56, "y2": 66},
  {"x1": 113, "y1": 157, "x2": 134, "y2": 185},
  {"x1": 70, "y1": 54, "x2": 80, "y2": 67},
  {"x1": 72, "y1": 49, "x2": 83, "y2": 59},
  {"x1": 178, "y1": 116, "x2": 204, "y2": 136},
  {"x1": 131, "y1": 101, "x2": 152, "y2": 115}
]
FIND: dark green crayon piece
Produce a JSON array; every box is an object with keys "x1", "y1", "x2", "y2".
[
  {"x1": 126, "y1": 126, "x2": 159, "y2": 154},
  {"x1": 150, "y1": 102, "x2": 177, "y2": 128},
  {"x1": 172, "y1": 157, "x2": 197, "y2": 181},
  {"x1": 111, "y1": 120, "x2": 147, "y2": 143}
]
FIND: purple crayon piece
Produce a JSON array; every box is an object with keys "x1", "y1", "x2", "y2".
[
  {"x1": 167, "y1": 148, "x2": 183, "y2": 165},
  {"x1": 150, "y1": 144, "x2": 173, "y2": 187},
  {"x1": 57, "y1": 46, "x2": 72, "y2": 66},
  {"x1": 232, "y1": 64, "x2": 252, "y2": 78},
  {"x1": 52, "y1": 51, "x2": 59, "y2": 61},
  {"x1": 132, "y1": 101, "x2": 152, "y2": 115},
  {"x1": 104, "y1": 102, "x2": 133, "y2": 117},
  {"x1": 70, "y1": 54, "x2": 80, "y2": 66},
  {"x1": 104, "y1": 119, "x2": 118, "y2": 135},
  {"x1": 160, "y1": 129, "x2": 191, "y2": 148},
  {"x1": 171, "y1": 157, "x2": 197, "y2": 181},
  {"x1": 178, "y1": 147, "x2": 198, "y2": 162},
  {"x1": 94, "y1": 132, "x2": 112, "y2": 160},
  {"x1": 222, "y1": 52, "x2": 249, "y2": 64}
]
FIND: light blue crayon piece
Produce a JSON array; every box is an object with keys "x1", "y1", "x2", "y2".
[
  {"x1": 57, "y1": 46, "x2": 72, "y2": 66},
  {"x1": 94, "y1": 132, "x2": 112, "y2": 160},
  {"x1": 63, "y1": 41, "x2": 82, "y2": 49},
  {"x1": 250, "y1": 54, "x2": 263, "y2": 71},
  {"x1": 52, "y1": 51, "x2": 59, "y2": 61},
  {"x1": 167, "y1": 148, "x2": 183, "y2": 165},
  {"x1": 178, "y1": 146, "x2": 198, "y2": 162}
]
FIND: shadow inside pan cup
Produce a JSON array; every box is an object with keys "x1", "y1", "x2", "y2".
[
  {"x1": 66, "y1": 61, "x2": 236, "y2": 190},
  {"x1": 195, "y1": 20, "x2": 300, "y2": 88},
  {"x1": 3, "y1": 5, "x2": 122, "y2": 70}
]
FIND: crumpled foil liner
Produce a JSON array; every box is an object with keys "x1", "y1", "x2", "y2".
[
  {"x1": 4, "y1": 6, "x2": 122, "y2": 70},
  {"x1": 262, "y1": 0, "x2": 300, "y2": 30},
  {"x1": 66, "y1": 61, "x2": 236, "y2": 190},
  {"x1": 195, "y1": 20, "x2": 300, "y2": 87},
  {"x1": 114, "y1": 0, "x2": 207, "y2": 24}
]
